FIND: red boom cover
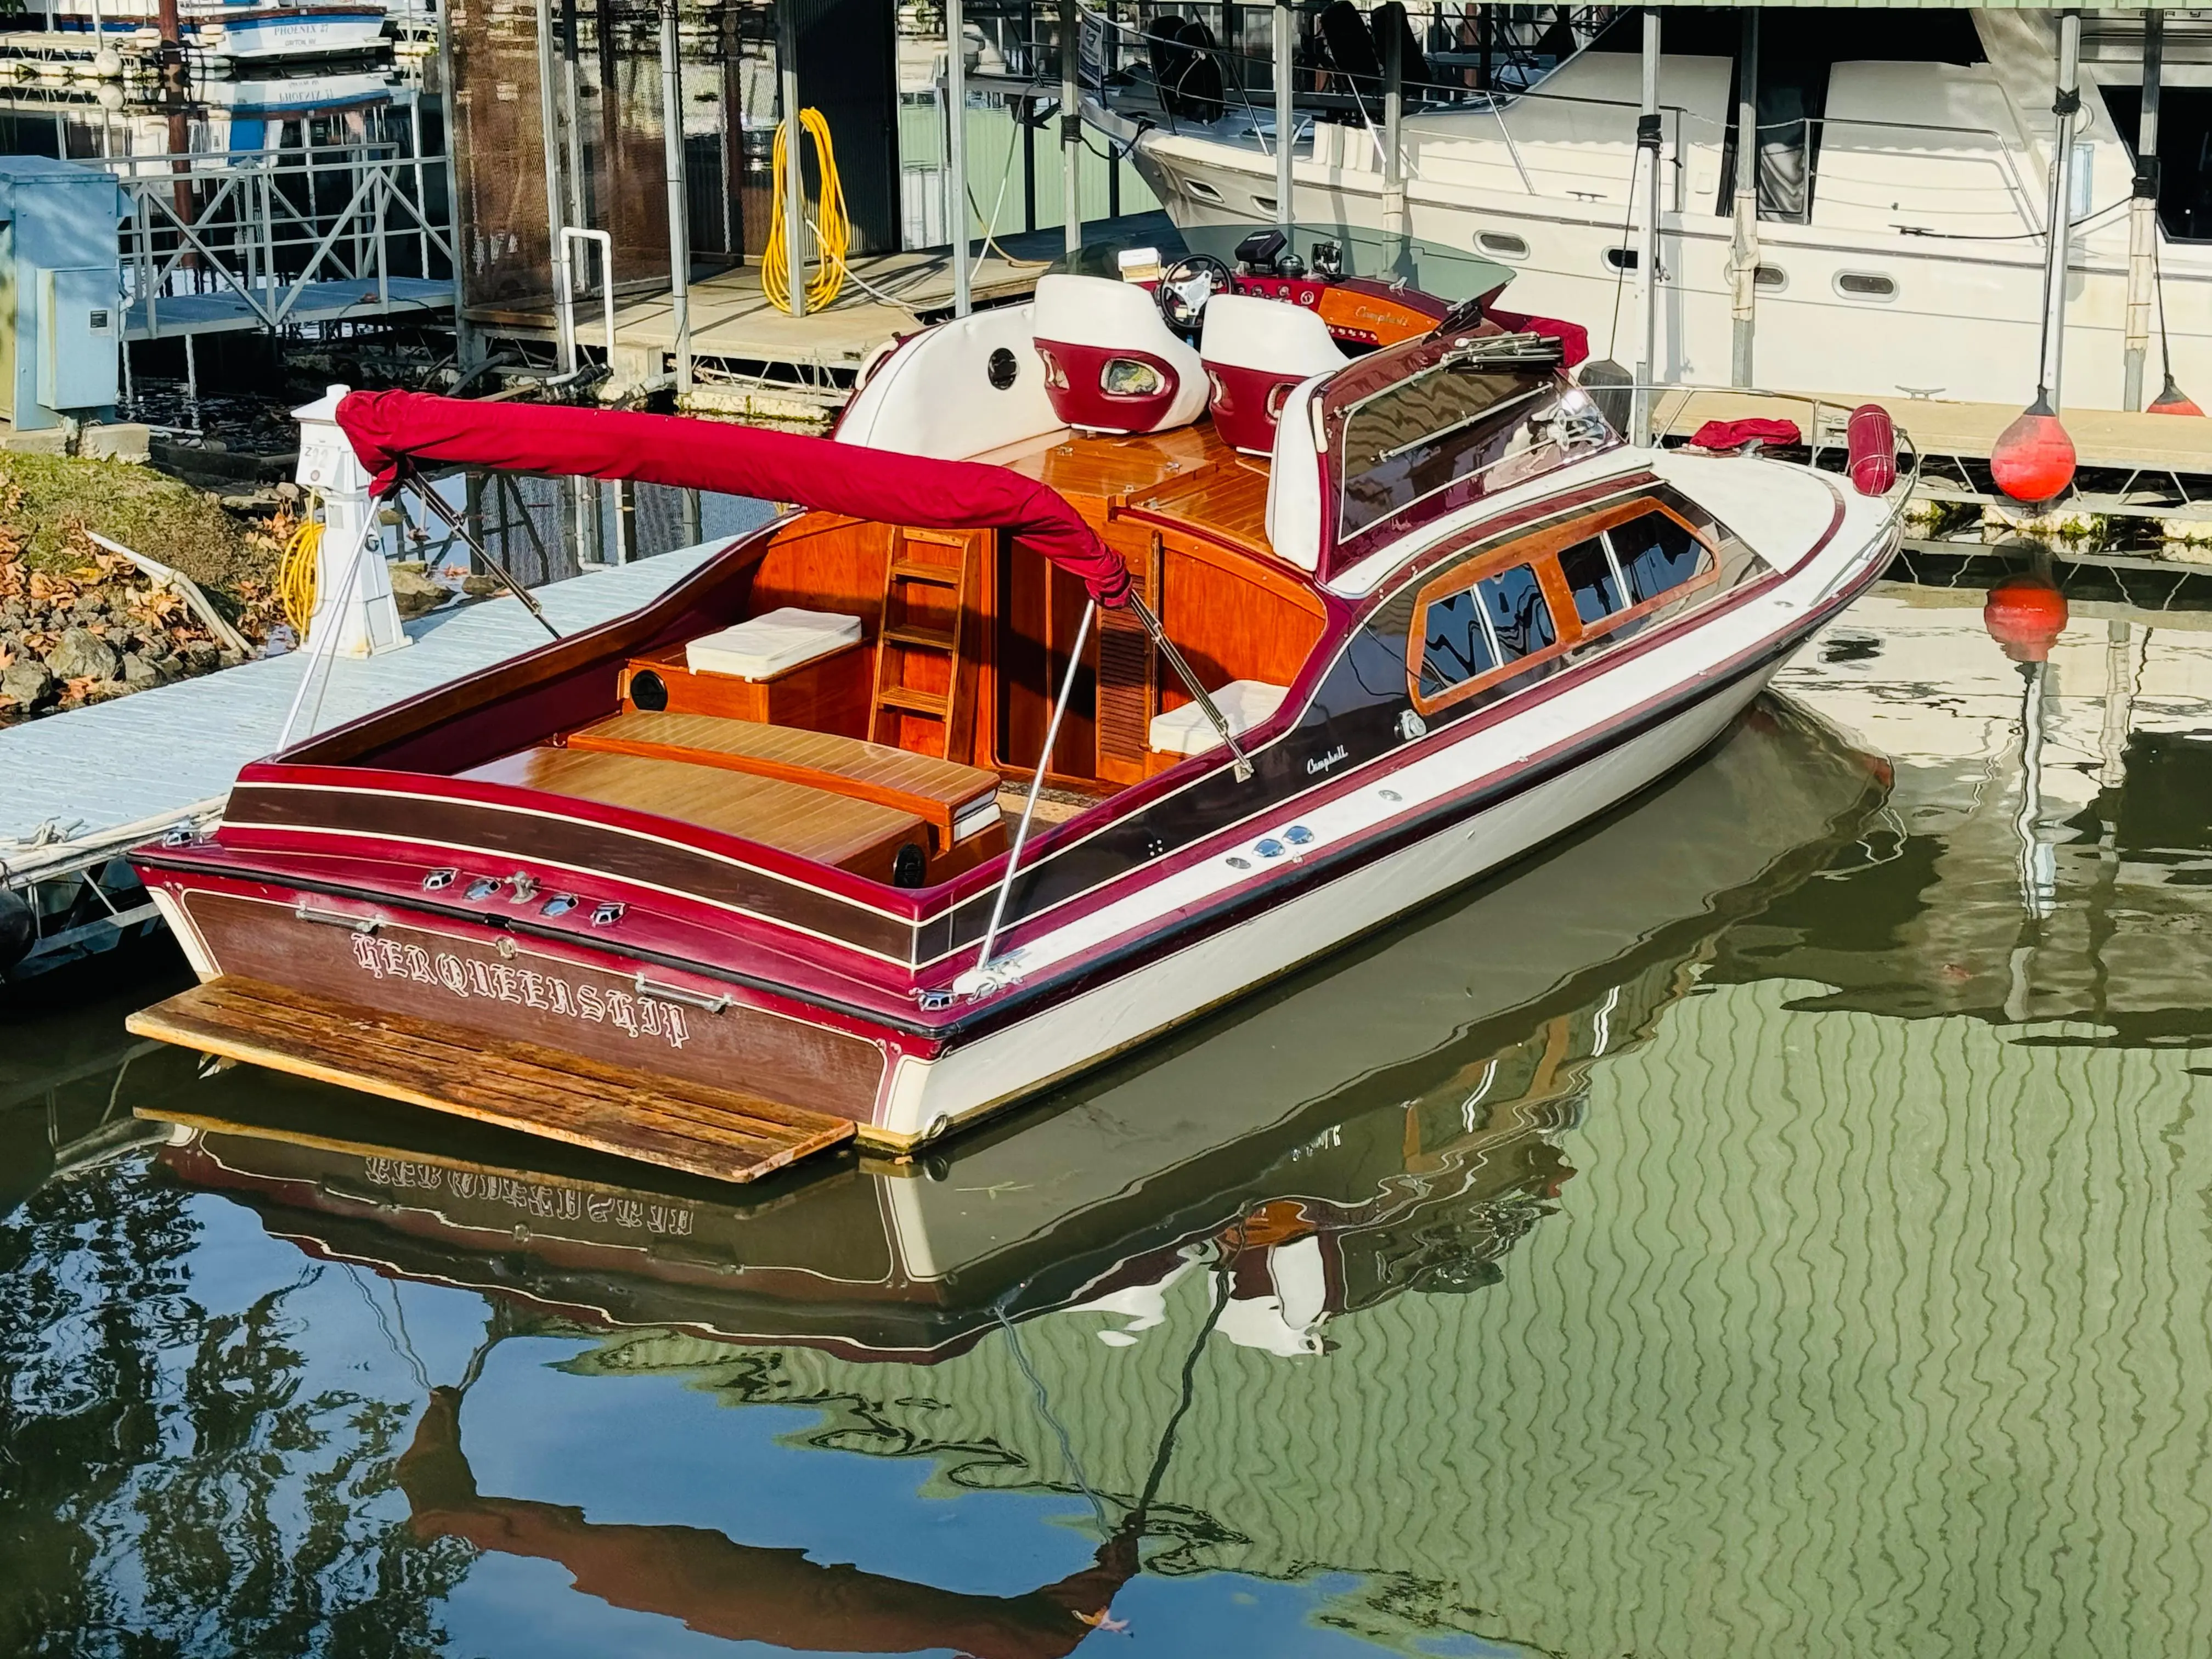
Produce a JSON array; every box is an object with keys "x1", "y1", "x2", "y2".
[{"x1": 336, "y1": 390, "x2": 1133, "y2": 606}]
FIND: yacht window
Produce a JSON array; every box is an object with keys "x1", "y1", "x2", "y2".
[
  {"x1": 1184, "y1": 178, "x2": 1225, "y2": 204},
  {"x1": 1417, "y1": 563, "x2": 1556, "y2": 695},
  {"x1": 1559, "y1": 535, "x2": 1627, "y2": 624},
  {"x1": 1835, "y1": 271, "x2": 1897, "y2": 300},
  {"x1": 1754, "y1": 263, "x2": 1786, "y2": 290},
  {"x1": 1604, "y1": 248, "x2": 1638, "y2": 272},
  {"x1": 1479, "y1": 231, "x2": 1530, "y2": 259},
  {"x1": 1606, "y1": 512, "x2": 1707, "y2": 602}
]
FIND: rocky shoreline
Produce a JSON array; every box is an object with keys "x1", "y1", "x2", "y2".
[{"x1": 0, "y1": 545, "x2": 260, "y2": 721}]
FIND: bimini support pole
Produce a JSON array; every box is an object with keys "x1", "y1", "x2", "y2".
[
  {"x1": 2124, "y1": 9, "x2": 2163, "y2": 410},
  {"x1": 1274, "y1": 0, "x2": 1294, "y2": 232},
  {"x1": 965, "y1": 599, "x2": 1097, "y2": 994},
  {"x1": 1633, "y1": 7, "x2": 1662, "y2": 446}
]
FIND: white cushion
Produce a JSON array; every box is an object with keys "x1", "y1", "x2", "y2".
[
  {"x1": 686, "y1": 607, "x2": 862, "y2": 680},
  {"x1": 1199, "y1": 293, "x2": 1346, "y2": 374},
  {"x1": 1147, "y1": 679, "x2": 1289, "y2": 755}
]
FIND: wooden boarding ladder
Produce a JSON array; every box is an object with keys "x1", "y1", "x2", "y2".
[{"x1": 871, "y1": 529, "x2": 979, "y2": 761}]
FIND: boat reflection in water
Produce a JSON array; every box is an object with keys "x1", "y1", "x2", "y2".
[{"x1": 129, "y1": 697, "x2": 1884, "y2": 1652}]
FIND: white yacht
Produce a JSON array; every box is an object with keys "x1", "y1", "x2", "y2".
[{"x1": 1087, "y1": 8, "x2": 2205, "y2": 413}]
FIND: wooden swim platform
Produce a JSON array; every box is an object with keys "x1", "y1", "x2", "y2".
[{"x1": 126, "y1": 977, "x2": 855, "y2": 1185}]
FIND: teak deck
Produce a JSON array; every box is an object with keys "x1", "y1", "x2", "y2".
[{"x1": 125, "y1": 977, "x2": 856, "y2": 1184}]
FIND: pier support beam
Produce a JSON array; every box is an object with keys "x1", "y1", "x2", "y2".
[
  {"x1": 1060, "y1": 0, "x2": 1081, "y2": 255},
  {"x1": 1633, "y1": 7, "x2": 1661, "y2": 445},
  {"x1": 1381, "y1": 9, "x2": 1406, "y2": 248},
  {"x1": 1274, "y1": 0, "x2": 1294, "y2": 230},
  {"x1": 660, "y1": 0, "x2": 692, "y2": 394},
  {"x1": 948, "y1": 0, "x2": 970, "y2": 316},
  {"x1": 2124, "y1": 10, "x2": 2162, "y2": 410},
  {"x1": 2037, "y1": 9, "x2": 2083, "y2": 409},
  {"x1": 1729, "y1": 10, "x2": 1758, "y2": 388},
  {"x1": 777, "y1": 0, "x2": 805, "y2": 319}
]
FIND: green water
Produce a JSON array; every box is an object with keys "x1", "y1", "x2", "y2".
[{"x1": 4, "y1": 576, "x2": 2209, "y2": 1657}]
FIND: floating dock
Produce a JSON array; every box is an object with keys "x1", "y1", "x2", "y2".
[
  {"x1": 1658, "y1": 387, "x2": 2212, "y2": 532},
  {"x1": 1, "y1": 541, "x2": 732, "y2": 981}
]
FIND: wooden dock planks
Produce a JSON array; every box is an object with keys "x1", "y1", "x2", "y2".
[{"x1": 126, "y1": 977, "x2": 856, "y2": 1185}]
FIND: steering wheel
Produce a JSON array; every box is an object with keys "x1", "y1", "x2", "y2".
[{"x1": 1154, "y1": 253, "x2": 1234, "y2": 332}]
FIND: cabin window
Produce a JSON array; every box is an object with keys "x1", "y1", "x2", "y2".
[
  {"x1": 1479, "y1": 231, "x2": 1530, "y2": 259},
  {"x1": 1609, "y1": 511, "x2": 1706, "y2": 603},
  {"x1": 1754, "y1": 263, "x2": 1786, "y2": 290},
  {"x1": 1835, "y1": 271, "x2": 1897, "y2": 301},
  {"x1": 1184, "y1": 178, "x2": 1225, "y2": 204},
  {"x1": 1560, "y1": 536, "x2": 1627, "y2": 624},
  {"x1": 1604, "y1": 248, "x2": 1638, "y2": 272},
  {"x1": 1415, "y1": 562, "x2": 1556, "y2": 698}
]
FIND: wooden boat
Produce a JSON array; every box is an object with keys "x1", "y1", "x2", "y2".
[
  {"x1": 137, "y1": 699, "x2": 1888, "y2": 1361},
  {"x1": 126, "y1": 256, "x2": 1907, "y2": 1181}
]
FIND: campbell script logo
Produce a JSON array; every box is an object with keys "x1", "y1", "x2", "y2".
[
  {"x1": 1307, "y1": 744, "x2": 1348, "y2": 776},
  {"x1": 347, "y1": 934, "x2": 691, "y2": 1049}
]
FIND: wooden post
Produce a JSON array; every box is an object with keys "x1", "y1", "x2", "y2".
[
  {"x1": 2124, "y1": 9, "x2": 2162, "y2": 409},
  {"x1": 1729, "y1": 10, "x2": 1757, "y2": 388}
]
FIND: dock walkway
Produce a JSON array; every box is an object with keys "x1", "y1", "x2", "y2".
[{"x1": 2, "y1": 543, "x2": 727, "y2": 969}]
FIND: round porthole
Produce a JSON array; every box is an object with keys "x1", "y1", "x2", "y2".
[
  {"x1": 629, "y1": 669, "x2": 669, "y2": 711},
  {"x1": 987, "y1": 346, "x2": 1019, "y2": 390}
]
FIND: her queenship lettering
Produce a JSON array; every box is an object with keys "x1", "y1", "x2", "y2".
[{"x1": 348, "y1": 933, "x2": 692, "y2": 1049}]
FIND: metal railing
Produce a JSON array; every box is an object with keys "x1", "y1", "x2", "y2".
[{"x1": 112, "y1": 141, "x2": 454, "y2": 338}]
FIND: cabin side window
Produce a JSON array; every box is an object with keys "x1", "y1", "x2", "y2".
[
  {"x1": 1414, "y1": 562, "x2": 1557, "y2": 703},
  {"x1": 1400, "y1": 493, "x2": 1743, "y2": 720}
]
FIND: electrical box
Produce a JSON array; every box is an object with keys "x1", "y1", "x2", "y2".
[
  {"x1": 38, "y1": 266, "x2": 121, "y2": 414},
  {"x1": 0, "y1": 157, "x2": 127, "y2": 432}
]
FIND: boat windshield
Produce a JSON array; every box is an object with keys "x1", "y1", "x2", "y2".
[{"x1": 1335, "y1": 362, "x2": 1561, "y2": 544}]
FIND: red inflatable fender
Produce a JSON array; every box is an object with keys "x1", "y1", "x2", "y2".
[{"x1": 1846, "y1": 404, "x2": 1897, "y2": 496}]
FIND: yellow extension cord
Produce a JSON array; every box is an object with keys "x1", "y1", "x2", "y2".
[
  {"x1": 764, "y1": 107, "x2": 849, "y2": 315},
  {"x1": 278, "y1": 509, "x2": 323, "y2": 636}
]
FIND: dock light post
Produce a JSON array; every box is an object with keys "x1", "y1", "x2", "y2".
[
  {"x1": 776, "y1": 0, "x2": 805, "y2": 319},
  {"x1": 659, "y1": 0, "x2": 692, "y2": 395},
  {"x1": 949, "y1": 0, "x2": 971, "y2": 316},
  {"x1": 1274, "y1": 0, "x2": 1294, "y2": 231},
  {"x1": 1633, "y1": 7, "x2": 1661, "y2": 447},
  {"x1": 2124, "y1": 10, "x2": 2162, "y2": 411},
  {"x1": 1729, "y1": 10, "x2": 1758, "y2": 388},
  {"x1": 1061, "y1": 0, "x2": 1081, "y2": 255}
]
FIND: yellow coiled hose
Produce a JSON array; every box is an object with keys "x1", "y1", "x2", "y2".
[
  {"x1": 764, "y1": 107, "x2": 849, "y2": 315},
  {"x1": 278, "y1": 507, "x2": 324, "y2": 637}
]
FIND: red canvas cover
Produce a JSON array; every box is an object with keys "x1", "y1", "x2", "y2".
[
  {"x1": 1689, "y1": 416, "x2": 1802, "y2": 452},
  {"x1": 336, "y1": 390, "x2": 1133, "y2": 606}
]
